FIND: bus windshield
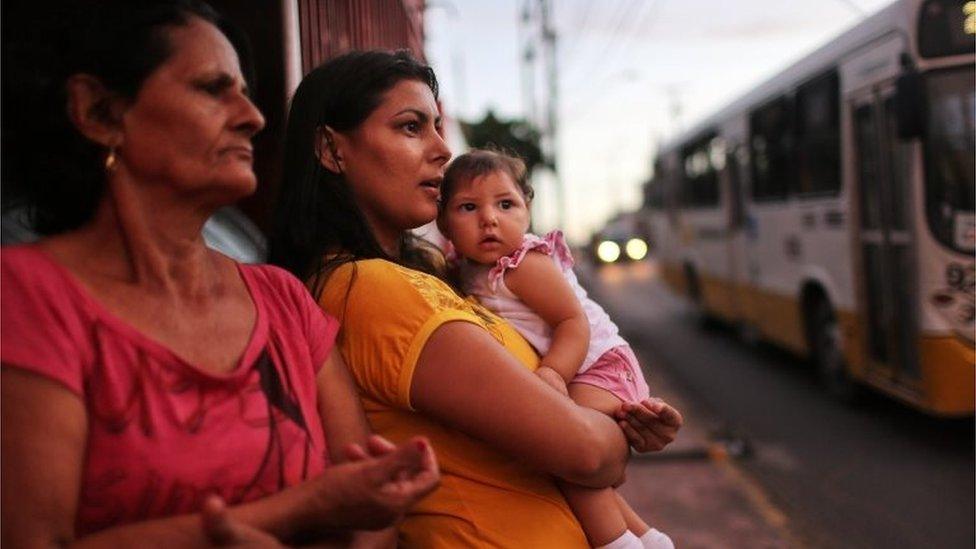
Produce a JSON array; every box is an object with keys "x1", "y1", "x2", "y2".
[
  {"x1": 917, "y1": 0, "x2": 975, "y2": 58},
  {"x1": 924, "y1": 66, "x2": 975, "y2": 253}
]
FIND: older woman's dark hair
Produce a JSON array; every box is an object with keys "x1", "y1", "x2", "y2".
[
  {"x1": 269, "y1": 50, "x2": 444, "y2": 295},
  {"x1": 1, "y1": 0, "x2": 252, "y2": 235}
]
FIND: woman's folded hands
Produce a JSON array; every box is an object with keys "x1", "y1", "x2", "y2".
[{"x1": 200, "y1": 435, "x2": 439, "y2": 547}]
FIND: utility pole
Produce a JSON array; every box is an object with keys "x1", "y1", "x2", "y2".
[
  {"x1": 518, "y1": 0, "x2": 537, "y2": 125},
  {"x1": 539, "y1": 0, "x2": 564, "y2": 229},
  {"x1": 663, "y1": 83, "x2": 685, "y2": 137},
  {"x1": 519, "y1": 0, "x2": 563, "y2": 229}
]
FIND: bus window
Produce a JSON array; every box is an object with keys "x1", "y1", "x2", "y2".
[
  {"x1": 918, "y1": 0, "x2": 975, "y2": 59},
  {"x1": 796, "y1": 70, "x2": 841, "y2": 196},
  {"x1": 882, "y1": 96, "x2": 912, "y2": 231},
  {"x1": 749, "y1": 96, "x2": 794, "y2": 201},
  {"x1": 680, "y1": 132, "x2": 721, "y2": 208},
  {"x1": 726, "y1": 146, "x2": 744, "y2": 230},
  {"x1": 644, "y1": 179, "x2": 664, "y2": 211},
  {"x1": 923, "y1": 66, "x2": 976, "y2": 252},
  {"x1": 854, "y1": 105, "x2": 883, "y2": 231},
  {"x1": 645, "y1": 160, "x2": 666, "y2": 210}
]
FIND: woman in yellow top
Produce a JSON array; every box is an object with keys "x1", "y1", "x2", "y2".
[{"x1": 270, "y1": 50, "x2": 683, "y2": 548}]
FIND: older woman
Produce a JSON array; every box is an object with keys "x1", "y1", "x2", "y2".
[
  {"x1": 270, "y1": 50, "x2": 683, "y2": 548},
  {"x1": 1, "y1": 2, "x2": 438, "y2": 547}
]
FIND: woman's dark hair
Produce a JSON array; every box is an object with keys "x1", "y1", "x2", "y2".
[
  {"x1": 439, "y1": 148, "x2": 535, "y2": 211},
  {"x1": 1, "y1": 0, "x2": 253, "y2": 235},
  {"x1": 268, "y1": 49, "x2": 444, "y2": 296}
]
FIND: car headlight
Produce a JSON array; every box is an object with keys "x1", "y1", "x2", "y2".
[
  {"x1": 625, "y1": 238, "x2": 648, "y2": 260},
  {"x1": 597, "y1": 241, "x2": 621, "y2": 263}
]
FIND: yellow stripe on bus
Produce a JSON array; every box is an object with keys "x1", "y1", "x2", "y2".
[
  {"x1": 919, "y1": 336, "x2": 975, "y2": 416},
  {"x1": 658, "y1": 263, "x2": 975, "y2": 415}
]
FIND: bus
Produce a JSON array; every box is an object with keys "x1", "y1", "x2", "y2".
[{"x1": 645, "y1": 0, "x2": 974, "y2": 415}]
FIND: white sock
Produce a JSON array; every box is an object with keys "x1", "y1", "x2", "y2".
[
  {"x1": 639, "y1": 528, "x2": 675, "y2": 549},
  {"x1": 595, "y1": 530, "x2": 644, "y2": 549}
]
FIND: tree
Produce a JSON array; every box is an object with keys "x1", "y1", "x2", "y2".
[{"x1": 460, "y1": 110, "x2": 546, "y2": 174}]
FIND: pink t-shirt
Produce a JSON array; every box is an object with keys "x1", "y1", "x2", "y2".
[{"x1": 0, "y1": 245, "x2": 338, "y2": 536}]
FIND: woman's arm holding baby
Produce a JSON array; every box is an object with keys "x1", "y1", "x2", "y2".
[
  {"x1": 411, "y1": 322, "x2": 626, "y2": 487},
  {"x1": 505, "y1": 251, "x2": 590, "y2": 391}
]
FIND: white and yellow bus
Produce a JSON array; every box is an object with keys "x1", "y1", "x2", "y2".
[{"x1": 646, "y1": 0, "x2": 974, "y2": 415}]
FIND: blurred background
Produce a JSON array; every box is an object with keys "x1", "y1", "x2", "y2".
[
  {"x1": 426, "y1": 0, "x2": 896, "y2": 242},
  {"x1": 2, "y1": 1, "x2": 974, "y2": 547}
]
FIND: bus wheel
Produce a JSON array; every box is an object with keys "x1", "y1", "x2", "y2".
[{"x1": 810, "y1": 299, "x2": 857, "y2": 402}]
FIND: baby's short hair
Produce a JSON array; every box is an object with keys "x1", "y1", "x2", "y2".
[{"x1": 440, "y1": 148, "x2": 535, "y2": 209}]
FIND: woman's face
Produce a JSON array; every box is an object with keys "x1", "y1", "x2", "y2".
[
  {"x1": 116, "y1": 17, "x2": 265, "y2": 202},
  {"x1": 333, "y1": 79, "x2": 452, "y2": 246}
]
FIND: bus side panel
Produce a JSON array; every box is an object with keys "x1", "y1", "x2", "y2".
[
  {"x1": 746, "y1": 202, "x2": 808, "y2": 353},
  {"x1": 659, "y1": 260, "x2": 687, "y2": 296},
  {"x1": 654, "y1": 152, "x2": 689, "y2": 297},
  {"x1": 750, "y1": 286, "x2": 807, "y2": 354},
  {"x1": 720, "y1": 118, "x2": 754, "y2": 327},
  {"x1": 683, "y1": 208, "x2": 737, "y2": 320},
  {"x1": 919, "y1": 336, "x2": 975, "y2": 415}
]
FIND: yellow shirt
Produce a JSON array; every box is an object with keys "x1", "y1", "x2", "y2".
[{"x1": 318, "y1": 259, "x2": 587, "y2": 548}]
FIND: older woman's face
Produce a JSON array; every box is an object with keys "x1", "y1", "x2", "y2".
[
  {"x1": 117, "y1": 17, "x2": 265, "y2": 201},
  {"x1": 335, "y1": 79, "x2": 452, "y2": 240}
]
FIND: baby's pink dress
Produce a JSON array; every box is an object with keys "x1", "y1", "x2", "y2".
[{"x1": 460, "y1": 230, "x2": 650, "y2": 402}]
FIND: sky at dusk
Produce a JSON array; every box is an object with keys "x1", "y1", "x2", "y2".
[{"x1": 424, "y1": 0, "x2": 896, "y2": 243}]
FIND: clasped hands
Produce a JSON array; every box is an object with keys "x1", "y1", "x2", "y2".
[{"x1": 199, "y1": 435, "x2": 439, "y2": 547}]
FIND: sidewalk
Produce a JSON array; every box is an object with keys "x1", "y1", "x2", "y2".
[{"x1": 619, "y1": 347, "x2": 800, "y2": 549}]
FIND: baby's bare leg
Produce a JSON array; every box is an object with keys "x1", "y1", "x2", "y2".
[
  {"x1": 558, "y1": 483, "x2": 630, "y2": 547},
  {"x1": 568, "y1": 381, "x2": 628, "y2": 415},
  {"x1": 615, "y1": 490, "x2": 650, "y2": 535},
  {"x1": 562, "y1": 383, "x2": 650, "y2": 545}
]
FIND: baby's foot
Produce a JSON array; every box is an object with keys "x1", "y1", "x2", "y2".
[{"x1": 639, "y1": 527, "x2": 674, "y2": 549}]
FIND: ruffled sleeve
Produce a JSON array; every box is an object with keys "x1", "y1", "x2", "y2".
[{"x1": 487, "y1": 230, "x2": 574, "y2": 291}]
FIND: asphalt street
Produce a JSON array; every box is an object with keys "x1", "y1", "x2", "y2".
[{"x1": 579, "y1": 259, "x2": 975, "y2": 549}]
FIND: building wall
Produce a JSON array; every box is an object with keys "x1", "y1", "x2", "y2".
[
  {"x1": 220, "y1": 0, "x2": 427, "y2": 230},
  {"x1": 0, "y1": 0, "x2": 429, "y2": 239},
  {"x1": 298, "y1": 0, "x2": 425, "y2": 73}
]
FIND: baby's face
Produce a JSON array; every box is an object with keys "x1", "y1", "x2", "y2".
[{"x1": 440, "y1": 171, "x2": 531, "y2": 265}]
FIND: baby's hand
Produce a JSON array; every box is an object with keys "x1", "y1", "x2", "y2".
[
  {"x1": 615, "y1": 398, "x2": 683, "y2": 453},
  {"x1": 535, "y1": 366, "x2": 569, "y2": 396}
]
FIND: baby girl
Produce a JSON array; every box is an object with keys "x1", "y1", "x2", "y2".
[{"x1": 437, "y1": 149, "x2": 673, "y2": 549}]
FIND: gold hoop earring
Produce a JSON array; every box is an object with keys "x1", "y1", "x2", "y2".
[{"x1": 104, "y1": 147, "x2": 118, "y2": 172}]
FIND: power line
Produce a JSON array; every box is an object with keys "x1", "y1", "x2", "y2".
[
  {"x1": 565, "y1": 0, "x2": 659, "y2": 92},
  {"x1": 561, "y1": 0, "x2": 599, "y2": 71},
  {"x1": 833, "y1": 0, "x2": 867, "y2": 15},
  {"x1": 562, "y1": 0, "x2": 637, "y2": 83},
  {"x1": 570, "y1": 0, "x2": 598, "y2": 38},
  {"x1": 563, "y1": 0, "x2": 662, "y2": 115}
]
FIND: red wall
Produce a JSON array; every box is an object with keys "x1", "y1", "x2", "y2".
[
  {"x1": 219, "y1": 0, "x2": 427, "y2": 230},
  {"x1": 298, "y1": 0, "x2": 425, "y2": 73}
]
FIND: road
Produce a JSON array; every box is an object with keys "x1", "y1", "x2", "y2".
[{"x1": 579, "y1": 260, "x2": 975, "y2": 549}]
